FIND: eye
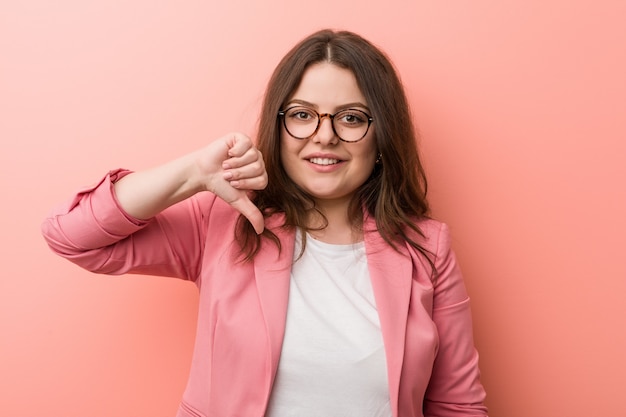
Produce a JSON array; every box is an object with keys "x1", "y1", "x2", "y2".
[
  {"x1": 336, "y1": 109, "x2": 368, "y2": 126},
  {"x1": 286, "y1": 107, "x2": 317, "y2": 122}
]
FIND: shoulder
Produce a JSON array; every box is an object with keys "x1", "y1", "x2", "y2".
[
  {"x1": 410, "y1": 217, "x2": 451, "y2": 256},
  {"x1": 404, "y1": 218, "x2": 463, "y2": 287},
  {"x1": 362, "y1": 214, "x2": 450, "y2": 257},
  {"x1": 412, "y1": 218, "x2": 470, "y2": 303}
]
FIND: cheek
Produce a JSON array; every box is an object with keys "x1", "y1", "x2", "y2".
[
  {"x1": 360, "y1": 137, "x2": 378, "y2": 170},
  {"x1": 359, "y1": 148, "x2": 379, "y2": 181},
  {"x1": 279, "y1": 134, "x2": 299, "y2": 174},
  {"x1": 363, "y1": 156, "x2": 377, "y2": 178}
]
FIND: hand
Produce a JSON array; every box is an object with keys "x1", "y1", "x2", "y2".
[{"x1": 198, "y1": 132, "x2": 268, "y2": 234}]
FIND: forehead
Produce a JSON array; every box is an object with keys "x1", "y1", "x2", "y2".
[{"x1": 288, "y1": 62, "x2": 367, "y2": 108}]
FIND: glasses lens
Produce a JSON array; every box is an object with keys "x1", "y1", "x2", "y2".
[
  {"x1": 333, "y1": 109, "x2": 370, "y2": 142},
  {"x1": 283, "y1": 107, "x2": 319, "y2": 139}
]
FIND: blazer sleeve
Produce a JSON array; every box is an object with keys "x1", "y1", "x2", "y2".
[
  {"x1": 41, "y1": 169, "x2": 215, "y2": 281},
  {"x1": 423, "y1": 223, "x2": 488, "y2": 416}
]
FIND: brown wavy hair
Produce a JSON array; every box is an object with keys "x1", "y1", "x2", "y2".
[{"x1": 236, "y1": 29, "x2": 431, "y2": 263}]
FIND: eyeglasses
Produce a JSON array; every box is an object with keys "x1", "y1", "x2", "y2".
[{"x1": 278, "y1": 106, "x2": 374, "y2": 143}]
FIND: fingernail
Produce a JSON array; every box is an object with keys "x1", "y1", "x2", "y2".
[
  {"x1": 223, "y1": 171, "x2": 233, "y2": 180},
  {"x1": 230, "y1": 180, "x2": 240, "y2": 187}
]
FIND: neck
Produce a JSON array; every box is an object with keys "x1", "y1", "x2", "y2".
[{"x1": 306, "y1": 198, "x2": 362, "y2": 244}]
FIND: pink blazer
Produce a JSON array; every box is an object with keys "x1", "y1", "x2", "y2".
[{"x1": 42, "y1": 170, "x2": 487, "y2": 417}]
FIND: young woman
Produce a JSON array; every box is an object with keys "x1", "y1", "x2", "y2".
[{"x1": 43, "y1": 29, "x2": 488, "y2": 417}]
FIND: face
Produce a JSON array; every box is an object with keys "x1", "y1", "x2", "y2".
[{"x1": 280, "y1": 63, "x2": 377, "y2": 208}]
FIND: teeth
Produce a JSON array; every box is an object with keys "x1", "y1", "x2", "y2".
[{"x1": 309, "y1": 157, "x2": 339, "y2": 166}]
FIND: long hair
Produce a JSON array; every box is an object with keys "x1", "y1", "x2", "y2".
[{"x1": 236, "y1": 29, "x2": 431, "y2": 264}]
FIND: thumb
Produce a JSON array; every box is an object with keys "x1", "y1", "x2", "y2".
[{"x1": 229, "y1": 195, "x2": 265, "y2": 235}]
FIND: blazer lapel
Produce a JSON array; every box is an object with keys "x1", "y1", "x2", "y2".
[
  {"x1": 253, "y1": 216, "x2": 295, "y2": 383},
  {"x1": 364, "y1": 216, "x2": 413, "y2": 417}
]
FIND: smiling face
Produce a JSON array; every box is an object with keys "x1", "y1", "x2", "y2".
[{"x1": 280, "y1": 63, "x2": 377, "y2": 210}]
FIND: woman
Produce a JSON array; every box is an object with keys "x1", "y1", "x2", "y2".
[{"x1": 42, "y1": 29, "x2": 488, "y2": 417}]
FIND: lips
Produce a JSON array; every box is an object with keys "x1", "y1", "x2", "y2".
[{"x1": 309, "y1": 157, "x2": 340, "y2": 166}]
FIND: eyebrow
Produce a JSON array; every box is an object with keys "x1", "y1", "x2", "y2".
[{"x1": 286, "y1": 99, "x2": 371, "y2": 113}]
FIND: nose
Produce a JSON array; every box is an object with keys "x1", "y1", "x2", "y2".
[{"x1": 312, "y1": 114, "x2": 339, "y2": 145}]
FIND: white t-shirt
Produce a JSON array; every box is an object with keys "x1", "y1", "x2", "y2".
[{"x1": 265, "y1": 232, "x2": 392, "y2": 417}]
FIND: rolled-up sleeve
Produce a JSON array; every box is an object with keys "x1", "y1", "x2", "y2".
[{"x1": 42, "y1": 169, "x2": 210, "y2": 281}]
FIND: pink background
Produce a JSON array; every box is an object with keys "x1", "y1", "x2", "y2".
[{"x1": 2, "y1": 1, "x2": 625, "y2": 416}]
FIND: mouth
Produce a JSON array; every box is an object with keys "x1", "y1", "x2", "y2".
[{"x1": 308, "y1": 157, "x2": 340, "y2": 166}]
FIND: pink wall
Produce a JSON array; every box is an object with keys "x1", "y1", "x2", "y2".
[{"x1": 2, "y1": 1, "x2": 625, "y2": 416}]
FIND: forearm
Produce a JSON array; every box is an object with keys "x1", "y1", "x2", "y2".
[
  {"x1": 112, "y1": 133, "x2": 268, "y2": 233},
  {"x1": 113, "y1": 150, "x2": 208, "y2": 220}
]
